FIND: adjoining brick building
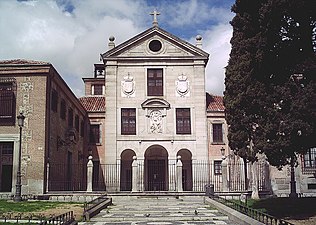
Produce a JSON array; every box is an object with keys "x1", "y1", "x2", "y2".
[{"x1": 0, "y1": 59, "x2": 88, "y2": 195}]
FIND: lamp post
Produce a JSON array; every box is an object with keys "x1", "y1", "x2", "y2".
[
  {"x1": 288, "y1": 73, "x2": 302, "y2": 199},
  {"x1": 289, "y1": 156, "x2": 298, "y2": 198},
  {"x1": 220, "y1": 147, "x2": 228, "y2": 192},
  {"x1": 14, "y1": 112, "x2": 25, "y2": 202},
  {"x1": 220, "y1": 147, "x2": 225, "y2": 159}
]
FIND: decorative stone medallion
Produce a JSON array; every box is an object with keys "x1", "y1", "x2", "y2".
[
  {"x1": 121, "y1": 73, "x2": 135, "y2": 97},
  {"x1": 176, "y1": 74, "x2": 189, "y2": 97},
  {"x1": 149, "y1": 110, "x2": 162, "y2": 133}
]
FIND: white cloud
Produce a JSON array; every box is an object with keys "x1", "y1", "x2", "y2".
[
  {"x1": 0, "y1": 0, "x2": 233, "y2": 97},
  {"x1": 0, "y1": 0, "x2": 145, "y2": 96},
  {"x1": 202, "y1": 23, "x2": 233, "y2": 96}
]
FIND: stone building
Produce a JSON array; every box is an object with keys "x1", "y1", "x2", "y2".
[
  {"x1": 102, "y1": 17, "x2": 209, "y2": 192},
  {"x1": 0, "y1": 59, "x2": 87, "y2": 195}
]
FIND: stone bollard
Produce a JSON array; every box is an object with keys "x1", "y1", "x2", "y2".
[
  {"x1": 132, "y1": 156, "x2": 138, "y2": 192},
  {"x1": 86, "y1": 155, "x2": 93, "y2": 193},
  {"x1": 176, "y1": 156, "x2": 183, "y2": 192},
  {"x1": 221, "y1": 158, "x2": 228, "y2": 192}
]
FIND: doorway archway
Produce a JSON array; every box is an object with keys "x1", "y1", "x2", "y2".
[
  {"x1": 144, "y1": 145, "x2": 168, "y2": 191},
  {"x1": 177, "y1": 149, "x2": 193, "y2": 191},
  {"x1": 120, "y1": 149, "x2": 136, "y2": 191}
]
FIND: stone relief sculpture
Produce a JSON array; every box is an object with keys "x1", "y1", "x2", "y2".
[
  {"x1": 149, "y1": 110, "x2": 162, "y2": 133},
  {"x1": 19, "y1": 77, "x2": 33, "y2": 179},
  {"x1": 176, "y1": 74, "x2": 189, "y2": 97},
  {"x1": 121, "y1": 73, "x2": 135, "y2": 97}
]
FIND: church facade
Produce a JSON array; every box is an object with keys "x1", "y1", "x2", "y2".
[{"x1": 102, "y1": 21, "x2": 210, "y2": 192}]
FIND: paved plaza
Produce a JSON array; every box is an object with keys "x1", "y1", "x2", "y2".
[{"x1": 79, "y1": 196, "x2": 238, "y2": 225}]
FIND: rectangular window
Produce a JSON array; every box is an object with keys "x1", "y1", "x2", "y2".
[
  {"x1": 75, "y1": 115, "x2": 79, "y2": 132},
  {"x1": 147, "y1": 69, "x2": 163, "y2": 96},
  {"x1": 93, "y1": 84, "x2": 103, "y2": 95},
  {"x1": 80, "y1": 120, "x2": 85, "y2": 137},
  {"x1": 121, "y1": 108, "x2": 136, "y2": 135},
  {"x1": 51, "y1": 89, "x2": 58, "y2": 112},
  {"x1": 68, "y1": 108, "x2": 73, "y2": 128},
  {"x1": 89, "y1": 124, "x2": 101, "y2": 144},
  {"x1": 214, "y1": 160, "x2": 222, "y2": 175},
  {"x1": 176, "y1": 108, "x2": 191, "y2": 134},
  {"x1": 0, "y1": 82, "x2": 16, "y2": 126},
  {"x1": 0, "y1": 142, "x2": 14, "y2": 155},
  {"x1": 60, "y1": 99, "x2": 66, "y2": 120},
  {"x1": 304, "y1": 148, "x2": 316, "y2": 168},
  {"x1": 212, "y1": 124, "x2": 223, "y2": 143}
]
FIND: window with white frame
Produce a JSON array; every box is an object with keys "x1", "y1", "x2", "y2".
[
  {"x1": 92, "y1": 84, "x2": 104, "y2": 95},
  {"x1": 303, "y1": 147, "x2": 316, "y2": 169},
  {"x1": 214, "y1": 160, "x2": 222, "y2": 175}
]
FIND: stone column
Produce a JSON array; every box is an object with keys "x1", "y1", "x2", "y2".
[
  {"x1": 132, "y1": 156, "x2": 138, "y2": 192},
  {"x1": 222, "y1": 158, "x2": 228, "y2": 192},
  {"x1": 176, "y1": 156, "x2": 183, "y2": 192},
  {"x1": 86, "y1": 156, "x2": 93, "y2": 193}
]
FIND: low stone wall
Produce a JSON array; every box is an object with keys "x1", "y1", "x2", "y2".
[{"x1": 204, "y1": 197, "x2": 265, "y2": 225}]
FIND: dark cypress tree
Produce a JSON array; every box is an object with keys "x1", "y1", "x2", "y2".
[
  {"x1": 225, "y1": 0, "x2": 316, "y2": 178},
  {"x1": 255, "y1": 0, "x2": 316, "y2": 168},
  {"x1": 224, "y1": 0, "x2": 267, "y2": 162}
]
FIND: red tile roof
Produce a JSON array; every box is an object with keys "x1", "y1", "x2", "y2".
[
  {"x1": 206, "y1": 93, "x2": 225, "y2": 111},
  {"x1": 0, "y1": 59, "x2": 49, "y2": 65},
  {"x1": 79, "y1": 96, "x2": 105, "y2": 112}
]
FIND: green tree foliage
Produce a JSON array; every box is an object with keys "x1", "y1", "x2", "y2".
[{"x1": 224, "y1": 0, "x2": 316, "y2": 168}]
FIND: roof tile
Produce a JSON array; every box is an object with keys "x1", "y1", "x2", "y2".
[
  {"x1": 79, "y1": 96, "x2": 105, "y2": 112},
  {"x1": 206, "y1": 93, "x2": 225, "y2": 111}
]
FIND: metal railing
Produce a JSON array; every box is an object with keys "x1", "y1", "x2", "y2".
[
  {"x1": 48, "y1": 163, "x2": 86, "y2": 192},
  {"x1": 213, "y1": 196, "x2": 294, "y2": 225},
  {"x1": 83, "y1": 195, "x2": 112, "y2": 221},
  {"x1": 0, "y1": 212, "x2": 46, "y2": 224},
  {"x1": 39, "y1": 211, "x2": 76, "y2": 225},
  {"x1": 48, "y1": 161, "x2": 270, "y2": 193}
]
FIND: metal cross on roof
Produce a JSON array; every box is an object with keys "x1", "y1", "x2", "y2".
[{"x1": 150, "y1": 9, "x2": 160, "y2": 27}]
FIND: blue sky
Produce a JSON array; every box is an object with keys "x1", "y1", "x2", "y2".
[{"x1": 1, "y1": 0, "x2": 235, "y2": 96}]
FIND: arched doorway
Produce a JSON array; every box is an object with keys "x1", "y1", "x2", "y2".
[
  {"x1": 120, "y1": 149, "x2": 135, "y2": 191},
  {"x1": 144, "y1": 145, "x2": 168, "y2": 191},
  {"x1": 177, "y1": 149, "x2": 193, "y2": 191}
]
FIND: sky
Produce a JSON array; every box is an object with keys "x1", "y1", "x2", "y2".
[{"x1": 0, "y1": 0, "x2": 235, "y2": 97}]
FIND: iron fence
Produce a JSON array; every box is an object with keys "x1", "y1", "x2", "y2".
[
  {"x1": 48, "y1": 161, "x2": 270, "y2": 193},
  {"x1": 212, "y1": 196, "x2": 294, "y2": 225},
  {"x1": 83, "y1": 195, "x2": 112, "y2": 221},
  {"x1": 48, "y1": 163, "x2": 86, "y2": 191},
  {"x1": 39, "y1": 211, "x2": 76, "y2": 225}
]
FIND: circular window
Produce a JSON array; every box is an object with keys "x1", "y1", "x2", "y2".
[{"x1": 149, "y1": 40, "x2": 162, "y2": 52}]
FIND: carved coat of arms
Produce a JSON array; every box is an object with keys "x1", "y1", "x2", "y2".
[
  {"x1": 121, "y1": 73, "x2": 135, "y2": 97},
  {"x1": 176, "y1": 74, "x2": 189, "y2": 97}
]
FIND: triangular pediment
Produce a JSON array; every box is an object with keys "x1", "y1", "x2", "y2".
[
  {"x1": 141, "y1": 98, "x2": 170, "y2": 109},
  {"x1": 102, "y1": 27, "x2": 209, "y2": 61}
]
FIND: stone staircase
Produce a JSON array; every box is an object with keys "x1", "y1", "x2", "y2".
[{"x1": 79, "y1": 195, "x2": 236, "y2": 224}]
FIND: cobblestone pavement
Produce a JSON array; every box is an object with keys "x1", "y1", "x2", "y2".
[{"x1": 79, "y1": 196, "x2": 239, "y2": 225}]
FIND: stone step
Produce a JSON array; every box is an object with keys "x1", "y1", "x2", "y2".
[{"x1": 79, "y1": 196, "x2": 232, "y2": 224}]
